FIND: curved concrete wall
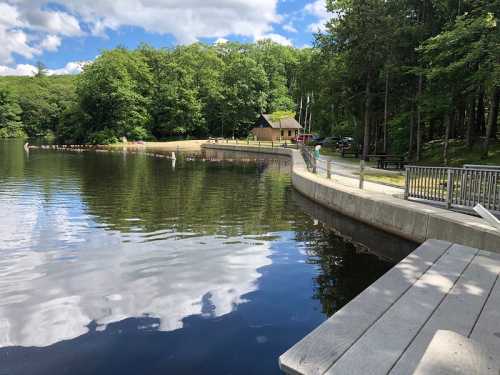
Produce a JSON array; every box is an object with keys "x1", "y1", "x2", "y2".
[{"x1": 202, "y1": 144, "x2": 500, "y2": 252}]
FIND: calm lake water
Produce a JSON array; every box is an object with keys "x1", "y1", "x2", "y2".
[{"x1": 0, "y1": 140, "x2": 416, "y2": 375}]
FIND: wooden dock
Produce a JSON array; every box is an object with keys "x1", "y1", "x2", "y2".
[{"x1": 280, "y1": 239, "x2": 500, "y2": 374}]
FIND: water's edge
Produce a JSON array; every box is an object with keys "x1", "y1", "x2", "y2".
[{"x1": 202, "y1": 143, "x2": 500, "y2": 252}]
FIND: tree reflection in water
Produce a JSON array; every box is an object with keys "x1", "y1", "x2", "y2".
[{"x1": 0, "y1": 140, "x2": 416, "y2": 375}]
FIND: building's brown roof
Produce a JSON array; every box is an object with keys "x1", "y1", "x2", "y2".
[{"x1": 262, "y1": 114, "x2": 302, "y2": 129}]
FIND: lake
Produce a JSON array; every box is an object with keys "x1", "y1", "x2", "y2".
[{"x1": 0, "y1": 140, "x2": 416, "y2": 375}]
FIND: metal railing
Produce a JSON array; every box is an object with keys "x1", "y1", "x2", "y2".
[
  {"x1": 209, "y1": 138, "x2": 300, "y2": 150},
  {"x1": 405, "y1": 166, "x2": 500, "y2": 211},
  {"x1": 300, "y1": 145, "x2": 356, "y2": 181}
]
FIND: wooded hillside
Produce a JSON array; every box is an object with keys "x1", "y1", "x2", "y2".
[{"x1": 0, "y1": 0, "x2": 498, "y2": 164}]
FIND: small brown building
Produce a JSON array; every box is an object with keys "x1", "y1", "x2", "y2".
[{"x1": 251, "y1": 114, "x2": 302, "y2": 141}]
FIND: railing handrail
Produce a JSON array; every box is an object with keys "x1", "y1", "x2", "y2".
[
  {"x1": 405, "y1": 164, "x2": 500, "y2": 213},
  {"x1": 407, "y1": 165, "x2": 500, "y2": 172}
]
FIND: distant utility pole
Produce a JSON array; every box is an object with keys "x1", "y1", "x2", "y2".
[
  {"x1": 298, "y1": 96, "x2": 303, "y2": 126},
  {"x1": 304, "y1": 95, "x2": 310, "y2": 132},
  {"x1": 308, "y1": 92, "x2": 314, "y2": 134}
]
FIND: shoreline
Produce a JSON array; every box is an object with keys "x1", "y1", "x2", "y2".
[
  {"x1": 202, "y1": 143, "x2": 500, "y2": 253},
  {"x1": 106, "y1": 140, "x2": 207, "y2": 152}
]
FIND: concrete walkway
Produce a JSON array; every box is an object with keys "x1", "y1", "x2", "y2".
[
  {"x1": 202, "y1": 143, "x2": 500, "y2": 252},
  {"x1": 313, "y1": 157, "x2": 404, "y2": 197}
]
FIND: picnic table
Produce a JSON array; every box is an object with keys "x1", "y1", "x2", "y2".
[
  {"x1": 369, "y1": 154, "x2": 406, "y2": 170},
  {"x1": 340, "y1": 145, "x2": 360, "y2": 158}
]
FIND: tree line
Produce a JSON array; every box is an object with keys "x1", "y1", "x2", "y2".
[
  {"x1": 0, "y1": 0, "x2": 498, "y2": 163},
  {"x1": 307, "y1": 0, "x2": 499, "y2": 161},
  {"x1": 0, "y1": 41, "x2": 307, "y2": 144}
]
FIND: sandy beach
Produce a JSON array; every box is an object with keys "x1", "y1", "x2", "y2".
[{"x1": 113, "y1": 140, "x2": 207, "y2": 152}]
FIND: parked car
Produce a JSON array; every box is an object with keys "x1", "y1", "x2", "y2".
[
  {"x1": 292, "y1": 134, "x2": 314, "y2": 143},
  {"x1": 337, "y1": 137, "x2": 355, "y2": 148},
  {"x1": 319, "y1": 136, "x2": 341, "y2": 147},
  {"x1": 311, "y1": 135, "x2": 324, "y2": 145}
]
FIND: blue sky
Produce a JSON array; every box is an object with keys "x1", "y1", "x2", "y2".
[{"x1": 0, "y1": 0, "x2": 329, "y2": 76}]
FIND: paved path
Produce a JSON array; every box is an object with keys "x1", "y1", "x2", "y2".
[
  {"x1": 314, "y1": 156, "x2": 404, "y2": 196},
  {"x1": 280, "y1": 239, "x2": 500, "y2": 375}
]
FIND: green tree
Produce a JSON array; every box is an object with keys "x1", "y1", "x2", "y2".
[
  {"x1": 222, "y1": 55, "x2": 269, "y2": 137},
  {"x1": 35, "y1": 61, "x2": 48, "y2": 78},
  {"x1": 0, "y1": 88, "x2": 25, "y2": 138},
  {"x1": 76, "y1": 48, "x2": 153, "y2": 143}
]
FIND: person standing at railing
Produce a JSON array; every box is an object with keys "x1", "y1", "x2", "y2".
[{"x1": 314, "y1": 144, "x2": 322, "y2": 160}]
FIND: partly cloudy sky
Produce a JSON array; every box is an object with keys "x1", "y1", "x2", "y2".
[{"x1": 0, "y1": 0, "x2": 330, "y2": 76}]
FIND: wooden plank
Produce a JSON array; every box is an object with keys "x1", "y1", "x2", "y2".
[
  {"x1": 278, "y1": 240, "x2": 452, "y2": 375},
  {"x1": 470, "y1": 268, "x2": 500, "y2": 356},
  {"x1": 389, "y1": 249, "x2": 500, "y2": 374},
  {"x1": 413, "y1": 330, "x2": 500, "y2": 375},
  {"x1": 324, "y1": 243, "x2": 478, "y2": 375}
]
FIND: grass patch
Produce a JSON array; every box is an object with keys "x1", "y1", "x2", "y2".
[
  {"x1": 363, "y1": 174, "x2": 406, "y2": 187},
  {"x1": 418, "y1": 139, "x2": 500, "y2": 167}
]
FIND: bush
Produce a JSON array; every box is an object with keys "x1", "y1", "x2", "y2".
[
  {"x1": 89, "y1": 129, "x2": 120, "y2": 145},
  {"x1": 127, "y1": 126, "x2": 150, "y2": 141},
  {"x1": 0, "y1": 125, "x2": 27, "y2": 139}
]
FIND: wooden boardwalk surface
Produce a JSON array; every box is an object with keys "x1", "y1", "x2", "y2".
[{"x1": 279, "y1": 239, "x2": 500, "y2": 375}]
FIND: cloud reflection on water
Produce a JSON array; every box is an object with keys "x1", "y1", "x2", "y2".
[{"x1": 0, "y1": 191, "x2": 272, "y2": 348}]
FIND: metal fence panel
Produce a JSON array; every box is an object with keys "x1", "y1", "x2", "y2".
[{"x1": 405, "y1": 166, "x2": 500, "y2": 212}]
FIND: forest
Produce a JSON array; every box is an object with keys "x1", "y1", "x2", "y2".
[{"x1": 0, "y1": 0, "x2": 498, "y2": 164}]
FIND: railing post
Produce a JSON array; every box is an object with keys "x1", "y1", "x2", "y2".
[
  {"x1": 327, "y1": 160, "x2": 332, "y2": 179},
  {"x1": 404, "y1": 167, "x2": 410, "y2": 200},
  {"x1": 446, "y1": 169, "x2": 453, "y2": 209},
  {"x1": 313, "y1": 157, "x2": 317, "y2": 174},
  {"x1": 359, "y1": 160, "x2": 365, "y2": 190}
]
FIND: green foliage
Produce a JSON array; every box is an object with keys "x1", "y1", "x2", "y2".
[
  {"x1": 0, "y1": 75, "x2": 76, "y2": 138},
  {"x1": 0, "y1": 41, "x2": 304, "y2": 142},
  {"x1": 299, "y1": 0, "x2": 500, "y2": 163},
  {"x1": 270, "y1": 111, "x2": 296, "y2": 122},
  {"x1": 1, "y1": 5, "x2": 498, "y2": 162},
  {"x1": 0, "y1": 88, "x2": 25, "y2": 138},
  {"x1": 76, "y1": 48, "x2": 153, "y2": 143}
]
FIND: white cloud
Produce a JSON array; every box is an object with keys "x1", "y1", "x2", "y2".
[
  {"x1": 48, "y1": 60, "x2": 90, "y2": 75},
  {"x1": 0, "y1": 64, "x2": 37, "y2": 76},
  {"x1": 0, "y1": 0, "x2": 286, "y2": 65},
  {"x1": 21, "y1": 8, "x2": 83, "y2": 36},
  {"x1": 40, "y1": 34, "x2": 61, "y2": 52},
  {"x1": 53, "y1": 0, "x2": 281, "y2": 43},
  {"x1": 0, "y1": 60, "x2": 90, "y2": 76},
  {"x1": 304, "y1": 0, "x2": 331, "y2": 33},
  {"x1": 214, "y1": 37, "x2": 229, "y2": 45},
  {"x1": 257, "y1": 33, "x2": 292, "y2": 46},
  {"x1": 283, "y1": 23, "x2": 297, "y2": 33},
  {"x1": 0, "y1": 3, "x2": 39, "y2": 64}
]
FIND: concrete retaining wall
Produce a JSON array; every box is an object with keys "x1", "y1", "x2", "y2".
[{"x1": 202, "y1": 143, "x2": 500, "y2": 252}]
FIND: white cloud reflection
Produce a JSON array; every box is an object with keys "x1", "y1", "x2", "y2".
[{"x1": 0, "y1": 193, "x2": 272, "y2": 348}]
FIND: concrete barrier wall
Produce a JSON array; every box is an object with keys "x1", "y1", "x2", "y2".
[{"x1": 202, "y1": 143, "x2": 500, "y2": 252}]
